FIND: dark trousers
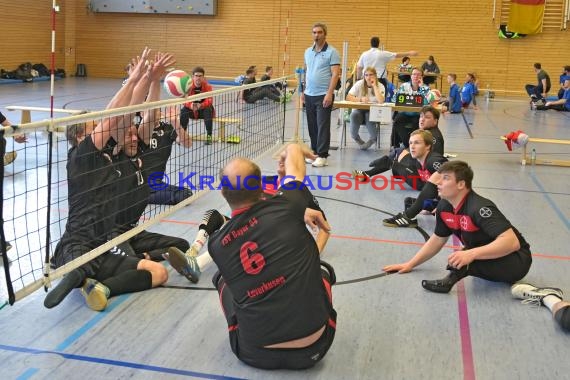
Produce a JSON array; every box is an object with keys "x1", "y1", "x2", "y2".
[
  {"x1": 536, "y1": 104, "x2": 569, "y2": 111},
  {"x1": 304, "y1": 94, "x2": 333, "y2": 158},
  {"x1": 378, "y1": 77, "x2": 389, "y2": 93},
  {"x1": 244, "y1": 87, "x2": 280, "y2": 103},
  {"x1": 180, "y1": 105, "x2": 214, "y2": 135},
  {"x1": 127, "y1": 230, "x2": 189, "y2": 261},
  {"x1": 391, "y1": 113, "x2": 420, "y2": 148},
  {"x1": 391, "y1": 155, "x2": 424, "y2": 190},
  {"x1": 213, "y1": 262, "x2": 337, "y2": 370},
  {"x1": 148, "y1": 184, "x2": 193, "y2": 205},
  {"x1": 525, "y1": 84, "x2": 545, "y2": 100},
  {"x1": 467, "y1": 248, "x2": 532, "y2": 283},
  {"x1": 423, "y1": 76, "x2": 436, "y2": 86}
]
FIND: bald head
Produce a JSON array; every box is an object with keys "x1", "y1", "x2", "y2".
[{"x1": 220, "y1": 158, "x2": 263, "y2": 209}]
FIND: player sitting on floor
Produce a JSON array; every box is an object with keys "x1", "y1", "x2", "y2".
[
  {"x1": 353, "y1": 129, "x2": 447, "y2": 228},
  {"x1": 383, "y1": 161, "x2": 532, "y2": 294}
]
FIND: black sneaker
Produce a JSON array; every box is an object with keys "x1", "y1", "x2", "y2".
[
  {"x1": 404, "y1": 197, "x2": 417, "y2": 212},
  {"x1": 422, "y1": 266, "x2": 468, "y2": 293},
  {"x1": 383, "y1": 212, "x2": 417, "y2": 228}
]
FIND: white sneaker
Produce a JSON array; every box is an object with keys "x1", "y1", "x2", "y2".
[
  {"x1": 511, "y1": 282, "x2": 563, "y2": 306},
  {"x1": 312, "y1": 157, "x2": 328, "y2": 167},
  {"x1": 304, "y1": 157, "x2": 314, "y2": 164}
]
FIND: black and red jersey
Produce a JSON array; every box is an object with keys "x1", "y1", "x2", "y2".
[
  {"x1": 416, "y1": 152, "x2": 447, "y2": 183},
  {"x1": 435, "y1": 190, "x2": 530, "y2": 251},
  {"x1": 428, "y1": 126, "x2": 445, "y2": 155},
  {"x1": 209, "y1": 182, "x2": 330, "y2": 347}
]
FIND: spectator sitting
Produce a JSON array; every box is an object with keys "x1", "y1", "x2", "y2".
[
  {"x1": 260, "y1": 66, "x2": 283, "y2": 95},
  {"x1": 345, "y1": 67, "x2": 385, "y2": 150},
  {"x1": 242, "y1": 68, "x2": 281, "y2": 103},
  {"x1": 180, "y1": 66, "x2": 215, "y2": 145},
  {"x1": 441, "y1": 73, "x2": 462, "y2": 114},
  {"x1": 525, "y1": 62, "x2": 551, "y2": 104},
  {"x1": 421, "y1": 55, "x2": 440, "y2": 86},
  {"x1": 390, "y1": 67, "x2": 431, "y2": 149},
  {"x1": 535, "y1": 78, "x2": 570, "y2": 111},
  {"x1": 398, "y1": 56, "x2": 412, "y2": 83},
  {"x1": 557, "y1": 65, "x2": 570, "y2": 99},
  {"x1": 461, "y1": 73, "x2": 478, "y2": 110}
]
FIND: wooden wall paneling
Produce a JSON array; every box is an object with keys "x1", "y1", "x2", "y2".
[
  {"x1": 1, "y1": 0, "x2": 568, "y2": 96},
  {"x1": 0, "y1": 1, "x2": 65, "y2": 73}
]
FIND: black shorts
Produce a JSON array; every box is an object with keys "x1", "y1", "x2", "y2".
[
  {"x1": 468, "y1": 247, "x2": 532, "y2": 283},
  {"x1": 214, "y1": 261, "x2": 337, "y2": 370},
  {"x1": 231, "y1": 310, "x2": 337, "y2": 370},
  {"x1": 95, "y1": 252, "x2": 141, "y2": 282},
  {"x1": 392, "y1": 154, "x2": 423, "y2": 190}
]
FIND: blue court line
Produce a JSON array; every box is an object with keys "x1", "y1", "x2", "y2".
[
  {"x1": 55, "y1": 293, "x2": 130, "y2": 351},
  {"x1": 0, "y1": 344, "x2": 245, "y2": 380},
  {"x1": 15, "y1": 368, "x2": 39, "y2": 380},
  {"x1": 529, "y1": 171, "x2": 570, "y2": 230}
]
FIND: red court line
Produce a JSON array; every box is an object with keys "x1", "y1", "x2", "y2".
[
  {"x1": 456, "y1": 281, "x2": 476, "y2": 380},
  {"x1": 453, "y1": 235, "x2": 476, "y2": 380},
  {"x1": 53, "y1": 213, "x2": 570, "y2": 261},
  {"x1": 531, "y1": 253, "x2": 570, "y2": 260},
  {"x1": 156, "y1": 218, "x2": 199, "y2": 226}
]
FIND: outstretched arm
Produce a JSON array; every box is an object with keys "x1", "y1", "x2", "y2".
[
  {"x1": 383, "y1": 234, "x2": 447, "y2": 273},
  {"x1": 91, "y1": 47, "x2": 151, "y2": 150},
  {"x1": 395, "y1": 50, "x2": 418, "y2": 59},
  {"x1": 138, "y1": 52, "x2": 176, "y2": 145}
]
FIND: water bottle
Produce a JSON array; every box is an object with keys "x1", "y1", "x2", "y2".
[{"x1": 531, "y1": 149, "x2": 536, "y2": 165}]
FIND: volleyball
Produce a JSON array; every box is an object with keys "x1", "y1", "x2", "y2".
[
  {"x1": 164, "y1": 70, "x2": 191, "y2": 97},
  {"x1": 425, "y1": 89, "x2": 442, "y2": 104}
]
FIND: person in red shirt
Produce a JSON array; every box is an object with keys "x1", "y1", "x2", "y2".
[{"x1": 180, "y1": 67, "x2": 215, "y2": 145}]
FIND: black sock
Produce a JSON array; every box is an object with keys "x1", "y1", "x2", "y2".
[
  {"x1": 554, "y1": 305, "x2": 570, "y2": 332},
  {"x1": 365, "y1": 156, "x2": 392, "y2": 176},
  {"x1": 102, "y1": 269, "x2": 152, "y2": 297},
  {"x1": 146, "y1": 249, "x2": 167, "y2": 261},
  {"x1": 405, "y1": 182, "x2": 438, "y2": 219},
  {"x1": 446, "y1": 264, "x2": 469, "y2": 279},
  {"x1": 44, "y1": 268, "x2": 86, "y2": 308}
]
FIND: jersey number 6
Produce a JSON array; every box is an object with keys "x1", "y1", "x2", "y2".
[{"x1": 240, "y1": 241, "x2": 266, "y2": 275}]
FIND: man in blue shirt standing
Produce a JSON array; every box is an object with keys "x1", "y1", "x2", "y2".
[{"x1": 302, "y1": 22, "x2": 340, "y2": 168}]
